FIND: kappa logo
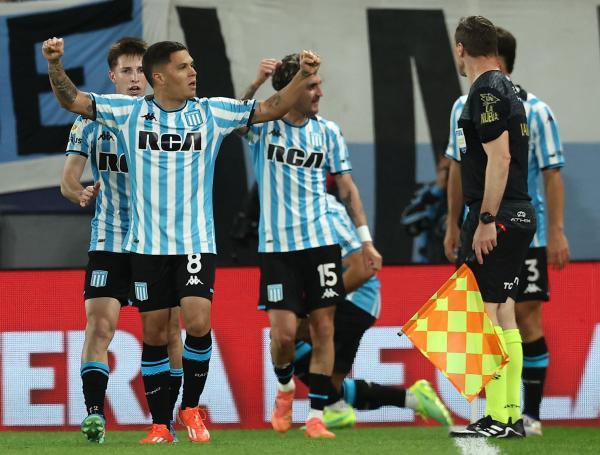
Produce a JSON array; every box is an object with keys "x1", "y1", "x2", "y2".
[
  {"x1": 141, "y1": 113, "x2": 156, "y2": 121},
  {"x1": 269, "y1": 128, "x2": 281, "y2": 137},
  {"x1": 97, "y1": 131, "x2": 114, "y2": 141},
  {"x1": 186, "y1": 275, "x2": 204, "y2": 286},
  {"x1": 321, "y1": 288, "x2": 339, "y2": 299},
  {"x1": 524, "y1": 283, "x2": 543, "y2": 294}
]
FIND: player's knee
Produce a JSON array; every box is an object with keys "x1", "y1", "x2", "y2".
[
  {"x1": 86, "y1": 317, "x2": 116, "y2": 348},
  {"x1": 309, "y1": 318, "x2": 334, "y2": 347},
  {"x1": 271, "y1": 327, "x2": 296, "y2": 351}
]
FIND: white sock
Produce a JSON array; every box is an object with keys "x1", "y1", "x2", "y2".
[
  {"x1": 307, "y1": 409, "x2": 323, "y2": 421},
  {"x1": 277, "y1": 377, "x2": 295, "y2": 393},
  {"x1": 326, "y1": 399, "x2": 350, "y2": 412},
  {"x1": 405, "y1": 390, "x2": 418, "y2": 410}
]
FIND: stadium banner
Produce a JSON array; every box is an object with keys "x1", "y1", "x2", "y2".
[
  {"x1": 0, "y1": 0, "x2": 599, "y2": 262},
  {"x1": 0, "y1": 263, "x2": 598, "y2": 430}
]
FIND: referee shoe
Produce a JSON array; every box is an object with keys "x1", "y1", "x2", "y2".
[{"x1": 450, "y1": 415, "x2": 516, "y2": 438}]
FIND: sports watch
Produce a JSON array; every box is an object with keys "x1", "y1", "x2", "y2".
[{"x1": 479, "y1": 212, "x2": 496, "y2": 224}]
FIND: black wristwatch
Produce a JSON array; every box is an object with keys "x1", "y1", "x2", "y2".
[{"x1": 479, "y1": 212, "x2": 496, "y2": 224}]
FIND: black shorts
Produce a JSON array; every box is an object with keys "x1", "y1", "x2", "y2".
[
  {"x1": 458, "y1": 200, "x2": 536, "y2": 303},
  {"x1": 333, "y1": 301, "x2": 376, "y2": 375},
  {"x1": 258, "y1": 244, "x2": 346, "y2": 315},
  {"x1": 130, "y1": 253, "x2": 215, "y2": 312},
  {"x1": 84, "y1": 251, "x2": 131, "y2": 306},
  {"x1": 516, "y1": 247, "x2": 550, "y2": 302}
]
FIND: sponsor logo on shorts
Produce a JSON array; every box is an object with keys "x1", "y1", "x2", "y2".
[
  {"x1": 503, "y1": 276, "x2": 520, "y2": 290},
  {"x1": 134, "y1": 282, "x2": 148, "y2": 301},
  {"x1": 186, "y1": 275, "x2": 204, "y2": 286},
  {"x1": 511, "y1": 210, "x2": 531, "y2": 223},
  {"x1": 90, "y1": 270, "x2": 108, "y2": 288},
  {"x1": 267, "y1": 284, "x2": 283, "y2": 302},
  {"x1": 524, "y1": 283, "x2": 543, "y2": 294},
  {"x1": 321, "y1": 288, "x2": 339, "y2": 299}
]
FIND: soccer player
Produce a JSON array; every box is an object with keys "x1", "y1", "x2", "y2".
[
  {"x1": 238, "y1": 56, "x2": 382, "y2": 438},
  {"x1": 43, "y1": 38, "x2": 321, "y2": 444},
  {"x1": 60, "y1": 37, "x2": 183, "y2": 444},
  {"x1": 292, "y1": 193, "x2": 453, "y2": 429},
  {"x1": 444, "y1": 27, "x2": 569, "y2": 436},
  {"x1": 446, "y1": 16, "x2": 536, "y2": 438}
]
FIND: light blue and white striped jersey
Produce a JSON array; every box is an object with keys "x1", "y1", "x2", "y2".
[
  {"x1": 91, "y1": 93, "x2": 255, "y2": 255},
  {"x1": 444, "y1": 90, "x2": 564, "y2": 247},
  {"x1": 66, "y1": 116, "x2": 129, "y2": 253},
  {"x1": 327, "y1": 194, "x2": 381, "y2": 319},
  {"x1": 245, "y1": 116, "x2": 352, "y2": 252}
]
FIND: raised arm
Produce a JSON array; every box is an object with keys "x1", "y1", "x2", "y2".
[
  {"x1": 250, "y1": 50, "x2": 320, "y2": 124},
  {"x1": 335, "y1": 173, "x2": 383, "y2": 272},
  {"x1": 42, "y1": 37, "x2": 94, "y2": 117}
]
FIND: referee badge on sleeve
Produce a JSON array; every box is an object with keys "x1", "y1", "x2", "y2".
[
  {"x1": 267, "y1": 284, "x2": 283, "y2": 302},
  {"x1": 134, "y1": 282, "x2": 149, "y2": 301},
  {"x1": 456, "y1": 128, "x2": 467, "y2": 154}
]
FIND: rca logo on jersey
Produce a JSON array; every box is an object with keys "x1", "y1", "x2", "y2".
[
  {"x1": 138, "y1": 131, "x2": 202, "y2": 152},
  {"x1": 267, "y1": 143, "x2": 324, "y2": 168},
  {"x1": 99, "y1": 153, "x2": 128, "y2": 173},
  {"x1": 479, "y1": 93, "x2": 500, "y2": 124},
  {"x1": 503, "y1": 276, "x2": 520, "y2": 290},
  {"x1": 186, "y1": 275, "x2": 204, "y2": 286}
]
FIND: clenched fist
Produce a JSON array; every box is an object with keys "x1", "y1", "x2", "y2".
[
  {"x1": 42, "y1": 37, "x2": 64, "y2": 62},
  {"x1": 299, "y1": 50, "x2": 320, "y2": 77}
]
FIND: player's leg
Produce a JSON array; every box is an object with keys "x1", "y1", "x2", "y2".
[
  {"x1": 166, "y1": 306, "x2": 183, "y2": 440},
  {"x1": 303, "y1": 245, "x2": 345, "y2": 438},
  {"x1": 515, "y1": 247, "x2": 549, "y2": 435},
  {"x1": 131, "y1": 253, "x2": 175, "y2": 444},
  {"x1": 175, "y1": 253, "x2": 216, "y2": 443},
  {"x1": 80, "y1": 251, "x2": 130, "y2": 443}
]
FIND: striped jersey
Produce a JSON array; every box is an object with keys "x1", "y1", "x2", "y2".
[
  {"x1": 327, "y1": 194, "x2": 381, "y2": 319},
  {"x1": 445, "y1": 89, "x2": 564, "y2": 247},
  {"x1": 91, "y1": 93, "x2": 255, "y2": 255},
  {"x1": 245, "y1": 116, "x2": 352, "y2": 252},
  {"x1": 66, "y1": 116, "x2": 129, "y2": 252}
]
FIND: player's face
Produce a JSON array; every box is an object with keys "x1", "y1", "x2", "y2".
[
  {"x1": 295, "y1": 75, "x2": 323, "y2": 116},
  {"x1": 161, "y1": 50, "x2": 197, "y2": 99},
  {"x1": 455, "y1": 42, "x2": 466, "y2": 77},
  {"x1": 109, "y1": 54, "x2": 146, "y2": 96}
]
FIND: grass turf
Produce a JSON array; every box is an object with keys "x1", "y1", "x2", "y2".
[{"x1": 0, "y1": 426, "x2": 599, "y2": 454}]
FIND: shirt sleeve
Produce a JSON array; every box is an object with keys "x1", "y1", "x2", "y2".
[
  {"x1": 530, "y1": 102, "x2": 565, "y2": 170},
  {"x1": 471, "y1": 87, "x2": 510, "y2": 144},
  {"x1": 445, "y1": 98, "x2": 464, "y2": 162},
  {"x1": 244, "y1": 124, "x2": 263, "y2": 146},
  {"x1": 325, "y1": 120, "x2": 352, "y2": 174},
  {"x1": 90, "y1": 93, "x2": 135, "y2": 132},
  {"x1": 208, "y1": 97, "x2": 256, "y2": 136},
  {"x1": 65, "y1": 116, "x2": 94, "y2": 157}
]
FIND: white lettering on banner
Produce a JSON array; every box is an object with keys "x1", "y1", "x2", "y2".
[
  {"x1": 572, "y1": 323, "x2": 600, "y2": 419},
  {"x1": 67, "y1": 330, "x2": 149, "y2": 425},
  {"x1": 2, "y1": 331, "x2": 64, "y2": 425},
  {"x1": 352, "y1": 327, "x2": 414, "y2": 422}
]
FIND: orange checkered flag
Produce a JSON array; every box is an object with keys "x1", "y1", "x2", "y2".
[{"x1": 401, "y1": 264, "x2": 509, "y2": 401}]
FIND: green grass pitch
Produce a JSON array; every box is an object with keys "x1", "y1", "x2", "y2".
[{"x1": 1, "y1": 426, "x2": 599, "y2": 454}]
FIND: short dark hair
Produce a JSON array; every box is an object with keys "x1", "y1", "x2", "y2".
[
  {"x1": 496, "y1": 27, "x2": 517, "y2": 74},
  {"x1": 142, "y1": 41, "x2": 188, "y2": 87},
  {"x1": 271, "y1": 53, "x2": 299, "y2": 91},
  {"x1": 455, "y1": 16, "x2": 497, "y2": 58},
  {"x1": 107, "y1": 37, "x2": 147, "y2": 70}
]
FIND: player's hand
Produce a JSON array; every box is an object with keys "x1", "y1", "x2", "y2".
[
  {"x1": 472, "y1": 222, "x2": 497, "y2": 265},
  {"x1": 78, "y1": 181, "x2": 100, "y2": 207},
  {"x1": 299, "y1": 50, "x2": 320, "y2": 77},
  {"x1": 42, "y1": 37, "x2": 64, "y2": 63},
  {"x1": 547, "y1": 226, "x2": 570, "y2": 270},
  {"x1": 254, "y1": 59, "x2": 281, "y2": 86},
  {"x1": 444, "y1": 223, "x2": 461, "y2": 263},
  {"x1": 362, "y1": 242, "x2": 382, "y2": 272}
]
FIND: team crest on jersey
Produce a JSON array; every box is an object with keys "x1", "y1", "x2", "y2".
[
  {"x1": 134, "y1": 282, "x2": 148, "y2": 301},
  {"x1": 184, "y1": 110, "x2": 203, "y2": 128},
  {"x1": 90, "y1": 270, "x2": 108, "y2": 288},
  {"x1": 267, "y1": 284, "x2": 283, "y2": 302},
  {"x1": 310, "y1": 132, "x2": 323, "y2": 149}
]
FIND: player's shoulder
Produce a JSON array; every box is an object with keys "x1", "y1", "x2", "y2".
[
  {"x1": 93, "y1": 92, "x2": 140, "y2": 105},
  {"x1": 525, "y1": 91, "x2": 553, "y2": 112},
  {"x1": 315, "y1": 115, "x2": 343, "y2": 136},
  {"x1": 71, "y1": 115, "x2": 98, "y2": 135},
  {"x1": 453, "y1": 95, "x2": 468, "y2": 108}
]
